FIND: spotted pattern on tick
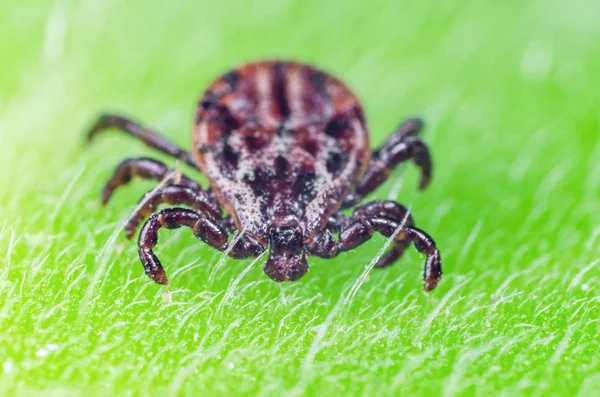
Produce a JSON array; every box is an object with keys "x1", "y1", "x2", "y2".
[{"x1": 193, "y1": 61, "x2": 370, "y2": 244}]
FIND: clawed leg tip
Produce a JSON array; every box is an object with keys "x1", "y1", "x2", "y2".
[
  {"x1": 149, "y1": 271, "x2": 169, "y2": 285},
  {"x1": 423, "y1": 280, "x2": 438, "y2": 292},
  {"x1": 424, "y1": 273, "x2": 442, "y2": 292},
  {"x1": 101, "y1": 189, "x2": 114, "y2": 205},
  {"x1": 418, "y1": 176, "x2": 432, "y2": 191},
  {"x1": 86, "y1": 126, "x2": 102, "y2": 142}
]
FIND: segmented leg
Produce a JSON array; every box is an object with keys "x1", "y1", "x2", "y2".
[
  {"x1": 125, "y1": 184, "x2": 221, "y2": 240},
  {"x1": 138, "y1": 208, "x2": 229, "y2": 284},
  {"x1": 220, "y1": 216, "x2": 237, "y2": 232},
  {"x1": 350, "y1": 200, "x2": 415, "y2": 268},
  {"x1": 325, "y1": 212, "x2": 350, "y2": 233},
  {"x1": 339, "y1": 217, "x2": 441, "y2": 291},
  {"x1": 101, "y1": 157, "x2": 200, "y2": 205},
  {"x1": 219, "y1": 216, "x2": 267, "y2": 258},
  {"x1": 306, "y1": 229, "x2": 338, "y2": 259},
  {"x1": 307, "y1": 200, "x2": 442, "y2": 291},
  {"x1": 228, "y1": 235, "x2": 266, "y2": 259},
  {"x1": 343, "y1": 118, "x2": 432, "y2": 208},
  {"x1": 310, "y1": 201, "x2": 414, "y2": 263},
  {"x1": 87, "y1": 114, "x2": 197, "y2": 167}
]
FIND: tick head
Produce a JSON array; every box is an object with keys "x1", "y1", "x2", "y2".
[{"x1": 264, "y1": 216, "x2": 308, "y2": 282}]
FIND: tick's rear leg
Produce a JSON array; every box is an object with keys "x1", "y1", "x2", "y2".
[
  {"x1": 343, "y1": 118, "x2": 432, "y2": 208},
  {"x1": 125, "y1": 184, "x2": 222, "y2": 240},
  {"x1": 101, "y1": 157, "x2": 201, "y2": 205},
  {"x1": 138, "y1": 208, "x2": 229, "y2": 284},
  {"x1": 86, "y1": 114, "x2": 197, "y2": 167}
]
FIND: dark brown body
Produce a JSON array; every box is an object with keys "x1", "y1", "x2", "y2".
[
  {"x1": 194, "y1": 61, "x2": 369, "y2": 244},
  {"x1": 86, "y1": 60, "x2": 443, "y2": 291}
]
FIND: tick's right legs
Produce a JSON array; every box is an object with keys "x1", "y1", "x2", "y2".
[
  {"x1": 86, "y1": 114, "x2": 197, "y2": 167},
  {"x1": 343, "y1": 118, "x2": 432, "y2": 208},
  {"x1": 308, "y1": 200, "x2": 442, "y2": 291}
]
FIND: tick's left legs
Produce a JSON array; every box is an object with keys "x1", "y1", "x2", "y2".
[
  {"x1": 307, "y1": 200, "x2": 442, "y2": 291},
  {"x1": 138, "y1": 208, "x2": 229, "y2": 284},
  {"x1": 125, "y1": 184, "x2": 221, "y2": 240},
  {"x1": 138, "y1": 208, "x2": 266, "y2": 284},
  {"x1": 101, "y1": 157, "x2": 201, "y2": 205},
  {"x1": 343, "y1": 118, "x2": 432, "y2": 208},
  {"x1": 87, "y1": 114, "x2": 197, "y2": 167},
  {"x1": 310, "y1": 201, "x2": 414, "y2": 264}
]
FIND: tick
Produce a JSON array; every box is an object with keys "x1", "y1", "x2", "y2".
[{"x1": 86, "y1": 60, "x2": 442, "y2": 291}]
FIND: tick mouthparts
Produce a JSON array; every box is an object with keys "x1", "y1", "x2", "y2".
[
  {"x1": 263, "y1": 252, "x2": 308, "y2": 282},
  {"x1": 265, "y1": 217, "x2": 308, "y2": 281}
]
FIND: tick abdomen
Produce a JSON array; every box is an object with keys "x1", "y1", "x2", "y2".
[{"x1": 193, "y1": 61, "x2": 370, "y2": 243}]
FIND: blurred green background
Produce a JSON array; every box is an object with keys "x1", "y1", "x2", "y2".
[{"x1": 1, "y1": 0, "x2": 599, "y2": 395}]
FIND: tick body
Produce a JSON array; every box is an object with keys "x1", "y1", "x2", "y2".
[{"x1": 87, "y1": 60, "x2": 442, "y2": 291}]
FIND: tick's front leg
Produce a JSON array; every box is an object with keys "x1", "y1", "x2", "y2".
[
  {"x1": 125, "y1": 184, "x2": 221, "y2": 240},
  {"x1": 343, "y1": 118, "x2": 432, "y2": 208},
  {"x1": 87, "y1": 114, "x2": 197, "y2": 167},
  {"x1": 307, "y1": 201, "x2": 442, "y2": 291},
  {"x1": 338, "y1": 214, "x2": 442, "y2": 291},
  {"x1": 217, "y1": 216, "x2": 267, "y2": 259},
  {"x1": 350, "y1": 200, "x2": 415, "y2": 268},
  {"x1": 138, "y1": 207, "x2": 229, "y2": 284},
  {"x1": 310, "y1": 201, "x2": 415, "y2": 264}
]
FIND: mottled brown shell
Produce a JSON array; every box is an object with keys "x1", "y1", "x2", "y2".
[{"x1": 192, "y1": 61, "x2": 370, "y2": 244}]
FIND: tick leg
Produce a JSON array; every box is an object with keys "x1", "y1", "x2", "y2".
[
  {"x1": 338, "y1": 214, "x2": 442, "y2": 291},
  {"x1": 217, "y1": 216, "x2": 266, "y2": 258},
  {"x1": 228, "y1": 235, "x2": 267, "y2": 259},
  {"x1": 306, "y1": 212, "x2": 348, "y2": 257},
  {"x1": 307, "y1": 229, "x2": 339, "y2": 259},
  {"x1": 101, "y1": 157, "x2": 201, "y2": 205},
  {"x1": 352, "y1": 200, "x2": 415, "y2": 224},
  {"x1": 138, "y1": 207, "x2": 229, "y2": 284},
  {"x1": 351, "y1": 200, "x2": 415, "y2": 268},
  {"x1": 310, "y1": 198, "x2": 441, "y2": 291},
  {"x1": 324, "y1": 212, "x2": 350, "y2": 233},
  {"x1": 125, "y1": 184, "x2": 221, "y2": 240},
  {"x1": 315, "y1": 201, "x2": 415, "y2": 263},
  {"x1": 343, "y1": 118, "x2": 432, "y2": 208},
  {"x1": 220, "y1": 216, "x2": 237, "y2": 233},
  {"x1": 86, "y1": 114, "x2": 197, "y2": 167}
]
